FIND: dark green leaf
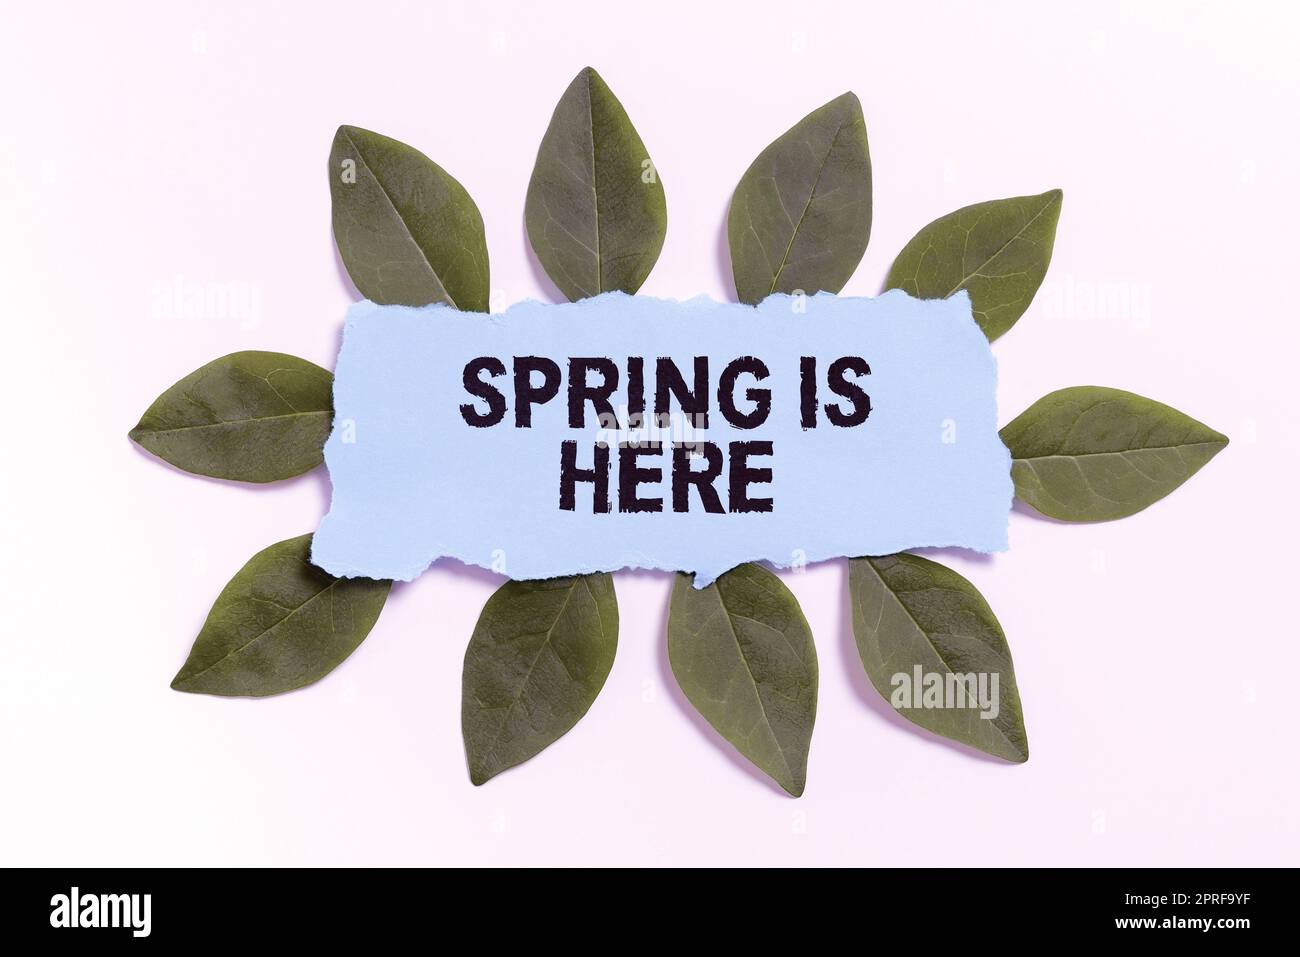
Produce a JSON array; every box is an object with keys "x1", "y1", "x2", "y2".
[
  {"x1": 667, "y1": 565, "x2": 817, "y2": 796},
  {"x1": 849, "y1": 553, "x2": 1028, "y2": 762},
  {"x1": 330, "y1": 125, "x2": 489, "y2": 310},
  {"x1": 726, "y1": 92, "x2": 871, "y2": 305},
  {"x1": 129, "y1": 351, "x2": 332, "y2": 483},
  {"x1": 524, "y1": 67, "x2": 667, "y2": 300},
  {"x1": 172, "y1": 534, "x2": 390, "y2": 697},
  {"x1": 1001, "y1": 386, "x2": 1228, "y2": 522},
  {"x1": 885, "y1": 190, "x2": 1062, "y2": 341},
  {"x1": 462, "y1": 574, "x2": 618, "y2": 785}
]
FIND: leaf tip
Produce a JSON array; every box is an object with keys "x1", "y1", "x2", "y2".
[
  {"x1": 573, "y1": 65, "x2": 605, "y2": 94},
  {"x1": 822, "y1": 91, "x2": 864, "y2": 126},
  {"x1": 331, "y1": 125, "x2": 374, "y2": 158}
]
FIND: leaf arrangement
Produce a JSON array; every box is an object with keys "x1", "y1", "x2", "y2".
[{"x1": 131, "y1": 67, "x2": 1227, "y2": 796}]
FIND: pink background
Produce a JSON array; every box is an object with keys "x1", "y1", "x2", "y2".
[{"x1": 2, "y1": 0, "x2": 1296, "y2": 866}]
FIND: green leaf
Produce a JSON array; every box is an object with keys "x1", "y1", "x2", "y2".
[
  {"x1": 172, "y1": 534, "x2": 390, "y2": 697},
  {"x1": 461, "y1": 574, "x2": 619, "y2": 785},
  {"x1": 524, "y1": 67, "x2": 667, "y2": 300},
  {"x1": 329, "y1": 125, "x2": 489, "y2": 310},
  {"x1": 885, "y1": 190, "x2": 1062, "y2": 341},
  {"x1": 849, "y1": 553, "x2": 1028, "y2": 763},
  {"x1": 667, "y1": 565, "x2": 818, "y2": 796},
  {"x1": 726, "y1": 92, "x2": 871, "y2": 305},
  {"x1": 1001, "y1": 386, "x2": 1228, "y2": 522},
  {"x1": 129, "y1": 351, "x2": 332, "y2": 483}
]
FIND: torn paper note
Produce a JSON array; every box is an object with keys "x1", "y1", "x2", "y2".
[{"x1": 311, "y1": 291, "x2": 1012, "y2": 587}]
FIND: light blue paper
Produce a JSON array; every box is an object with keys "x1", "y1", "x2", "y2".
[{"x1": 312, "y1": 291, "x2": 1012, "y2": 587}]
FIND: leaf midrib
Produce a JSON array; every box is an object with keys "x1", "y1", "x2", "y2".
[
  {"x1": 941, "y1": 193, "x2": 1058, "y2": 298},
  {"x1": 712, "y1": 582, "x2": 798, "y2": 786},
  {"x1": 134, "y1": 409, "x2": 331, "y2": 436},
  {"x1": 584, "y1": 75, "x2": 603, "y2": 295},
  {"x1": 473, "y1": 578, "x2": 595, "y2": 773},
  {"x1": 343, "y1": 128, "x2": 459, "y2": 309},
  {"x1": 176, "y1": 579, "x2": 341, "y2": 686},
  {"x1": 855, "y1": 559, "x2": 1022, "y2": 756},
  {"x1": 767, "y1": 117, "x2": 855, "y2": 295},
  {"x1": 1012, "y1": 439, "x2": 1225, "y2": 463}
]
